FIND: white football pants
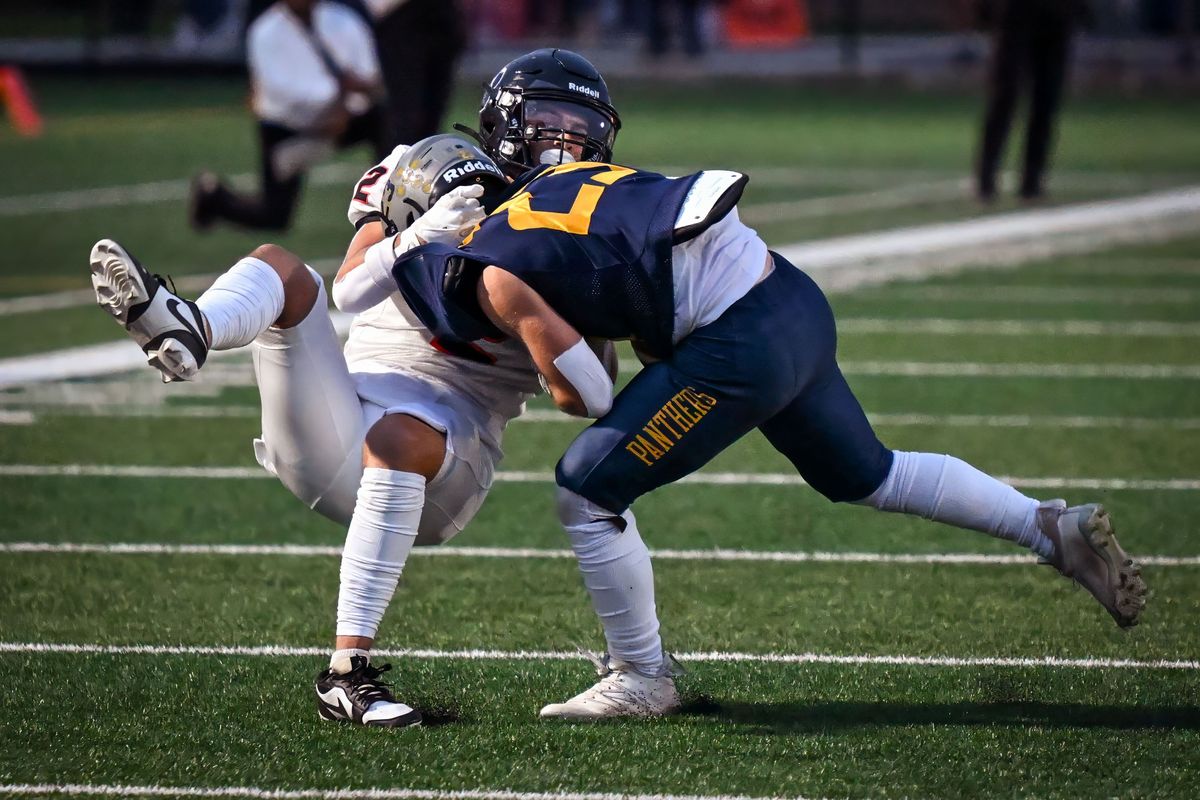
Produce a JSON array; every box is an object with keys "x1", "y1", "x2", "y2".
[{"x1": 249, "y1": 278, "x2": 492, "y2": 545}]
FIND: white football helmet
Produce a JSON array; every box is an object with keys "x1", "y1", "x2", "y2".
[{"x1": 381, "y1": 134, "x2": 508, "y2": 233}]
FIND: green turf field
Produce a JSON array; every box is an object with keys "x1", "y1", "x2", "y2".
[{"x1": 1, "y1": 76, "x2": 1198, "y2": 799}]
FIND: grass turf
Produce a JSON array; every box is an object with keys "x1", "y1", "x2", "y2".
[{"x1": 0, "y1": 77, "x2": 1198, "y2": 799}]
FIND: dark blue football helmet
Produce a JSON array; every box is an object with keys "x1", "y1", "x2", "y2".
[{"x1": 471, "y1": 48, "x2": 621, "y2": 178}]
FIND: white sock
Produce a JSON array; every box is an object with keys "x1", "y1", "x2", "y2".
[
  {"x1": 335, "y1": 468, "x2": 425, "y2": 639},
  {"x1": 196, "y1": 256, "x2": 287, "y2": 350},
  {"x1": 329, "y1": 647, "x2": 370, "y2": 674},
  {"x1": 557, "y1": 488, "x2": 665, "y2": 676},
  {"x1": 856, "y1": 450, "x2": 1052, "y2": 558}
]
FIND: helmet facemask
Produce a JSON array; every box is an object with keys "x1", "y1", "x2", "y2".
[{"x1": 498, "y1": 95, "x2": 617, "y2": 173}]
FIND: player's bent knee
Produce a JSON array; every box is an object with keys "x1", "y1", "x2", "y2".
[
  {"x1": 248, "y1": 243, "x2": 320, "y2": 328},
  {"x1": 362, "y1": 413, "x2": 447, "y2": 480},
  {"x1": 555, "y1": 441, "x2": 631, "y2": 517},
  {"x1": 814, "y1": 448, "x2": 896, "y2": 504},
  {"x1": 555, "y1": 485, "x2": 626, "y2": 531}
]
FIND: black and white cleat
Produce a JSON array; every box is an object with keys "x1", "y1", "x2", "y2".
[
  {"x1": 314, "y1": 655, "x2": 423, "y2": 728},
  {"x1": 89, "y1": 238, "x2": 209, "y2": 382}
]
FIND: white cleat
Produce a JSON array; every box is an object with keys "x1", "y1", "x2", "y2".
[
  {"x1": 90, "y1": 238, "x2": 209, "y2": 382},
  {"x1": 1037, "y1": 500, "x2": 1147, "y2": 629},
  {"x1": 539, "y1": 653, "x2": 682, "y2": 721}
]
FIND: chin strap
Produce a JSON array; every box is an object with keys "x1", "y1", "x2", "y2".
[{"x1": 452, "y1": 122, "x2": 486, "y2": 146}]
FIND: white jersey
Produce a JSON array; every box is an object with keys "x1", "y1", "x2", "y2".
[{"x1": 344, "y1": 145, "x2": 541, "y2": 454}]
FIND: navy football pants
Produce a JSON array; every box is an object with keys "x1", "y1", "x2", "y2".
[{"x1": 555, "y1": 253, "x2": 894, "y2": 514}]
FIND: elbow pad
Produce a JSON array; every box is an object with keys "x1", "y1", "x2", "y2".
[
  {"x1": 553, "y1": 339, "x2": 614, "y2": 418},
  {"x1": 331, "y1": 234, "x2": 400, "y2": 313}
]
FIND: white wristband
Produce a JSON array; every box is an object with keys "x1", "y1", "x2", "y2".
[{"x1": 553, "y1": 338, "x2": 614, "y2": 418}]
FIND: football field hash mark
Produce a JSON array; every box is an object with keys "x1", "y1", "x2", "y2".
[
  {"x1": 4, "y1": 541, "x2": 1198, "y2": 567},
  {"x1": 1, "y1": 642, "x2": 1196, "y2": 671},
  {"x1": 1, "y1": 464, "x2": 1198, "y2": 491}
]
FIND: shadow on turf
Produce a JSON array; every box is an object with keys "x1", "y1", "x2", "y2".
[{"x1": 681, "y1": 696, "x2": 1200, "y2": 731}]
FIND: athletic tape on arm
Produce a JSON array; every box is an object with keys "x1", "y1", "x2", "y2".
[{"x1": 553, "y1": 338, "x2": 614, "y2": 418}]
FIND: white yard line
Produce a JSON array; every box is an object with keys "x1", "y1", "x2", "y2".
[
  {"x1": 0, "y1": 260, "x2": 340, "y2": 318},
  {"x1": 0, "y1": 784, "x2": 814, "y2": 800},
  {"x1": 4, "y1": 541, "x2": 1196, "y2": 566},
  {"x1": 837, "y1": 361, "x2": 1200, "y2": 379},
  {"x1": 0, "y1": 310, "x2": 351, "y2": 386},
  {"x1": 0, "y1": 275, "x2": 218, "y2": 317},
  {"x1": 738, "y1": 179, "x2": 968, "y2": 224},
  {"x1": 611, "y1": 360, "x2": 1200, "y2": 379},
  {"x1": 885, "y1": 286, "x2": 1199, "y2": 304},
  {"x1": 0, "y1": 163, "x2": 357, "y2": 218},
  {"x1": 0, "y1": 464, "x2": 1196, "y2": 491},
  {"x1": 13, "y1": 406, "x2": 1200, "y2": 430},
  {"x1": 836, "y1": 318, "x2": 1200, "y2": 337},
  {"x1": 779, "y1": 185, "x2": 1200, "y2": 293},
  {"x1": 0, "y1": 410, "x2": 35, "y2": 425},
  {"x1": 0, "y1": 641, "x2": 1195, "y2": 670},
  {"x1": 862, "y1": 413, "x2": 1200, "y2": 430}
]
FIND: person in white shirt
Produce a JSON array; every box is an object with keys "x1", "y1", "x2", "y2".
[{"x1": 190, "y1": 0, "x2": 387, "y2": 232}]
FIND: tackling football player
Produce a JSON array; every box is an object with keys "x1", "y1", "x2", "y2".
[
  {"x1": 373, "y1": 156, "x2": 1150, "y2": 721},
  {"x1": 88, "y1": 49, "x2": 621, "y2": 728}
]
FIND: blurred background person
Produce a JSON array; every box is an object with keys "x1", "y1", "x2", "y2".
[
  {"x1": 190, "y1": 0, "x2": 387, "y2": 232},
  {"x1": 646, "y1": 0, "x2": 707, "y2": 62},
  {"x1": 365, "y1": 0, "x2": 466, "y2": 146},
  {"x1": 975, "y1": 0, "x2": 1089, "y2": 203}
]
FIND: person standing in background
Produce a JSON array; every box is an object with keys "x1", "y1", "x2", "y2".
[
  {"x1": 191, "y1": 0, "x2": 387, "y2": 232},
  {"x1": 975, "y1": 0, "x2": 1087, "y2": 203},
  {"x1": 364, "y1": 0, "x2": 466, "y2": 146}
]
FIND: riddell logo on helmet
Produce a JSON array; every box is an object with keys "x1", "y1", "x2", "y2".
[
  {"x1": 440, "y1": 160, "x2": 505, "y2": 183},
  {"x1": 568, "y1": 82, "x2": 600, "y2": 99}
]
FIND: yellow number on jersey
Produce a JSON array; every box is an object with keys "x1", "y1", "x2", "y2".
[{"x1": 502, "y1": 163, "x2": 636, "y2": 235}]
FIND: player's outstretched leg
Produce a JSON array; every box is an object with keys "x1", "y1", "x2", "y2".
[
  {"x1": 853, "y1": 451, "x2": 1148, "y2": 628},
  {"x1": 90, "y1": 238, "x2": 210, "y2": 382},
  {"x1": 90, "y1": 239, "x2": 297, "y2": 383},
  {"x1": 1035, "y1": 500, "x2": 1146, "y2": 628}
]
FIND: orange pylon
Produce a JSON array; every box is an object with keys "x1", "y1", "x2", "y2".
[
  {"x1": 723, "y1": 0, "x2": 810, "y2": 48},
  {"x1": 0, "y1": 66, "x2": 44, "y2": 137}
]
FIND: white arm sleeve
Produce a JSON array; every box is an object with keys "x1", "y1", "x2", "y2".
[
  {"x1": 332, "y1": 235, "x2": 400, "y2": 313},
  {"x1": 331, "y1": 223, "x2": 429, "y2": 313},
  {"x1": 553, "y1": 339, "x2": 614, "y2": 418}
]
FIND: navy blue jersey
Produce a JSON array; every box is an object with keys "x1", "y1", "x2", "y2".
[{"x1": 390, "y1": 162, "x2": 701, "y2": 359}]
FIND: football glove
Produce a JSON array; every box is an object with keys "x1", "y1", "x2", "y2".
[{"x1": 398, "y1": 184, "x2": 487, "y2": 250}]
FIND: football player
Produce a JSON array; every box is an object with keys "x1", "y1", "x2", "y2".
[
  {"x1": 87, "y1": 48, "x2": 621, "y2": 728},
  {"x1": 369, "y1": 155, "x2": 1150, "y2": 720}
]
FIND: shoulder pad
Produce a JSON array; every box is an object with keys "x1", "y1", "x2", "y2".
[{"x1": 672, "y1": 171, "x2": 749, "y2": 245}]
